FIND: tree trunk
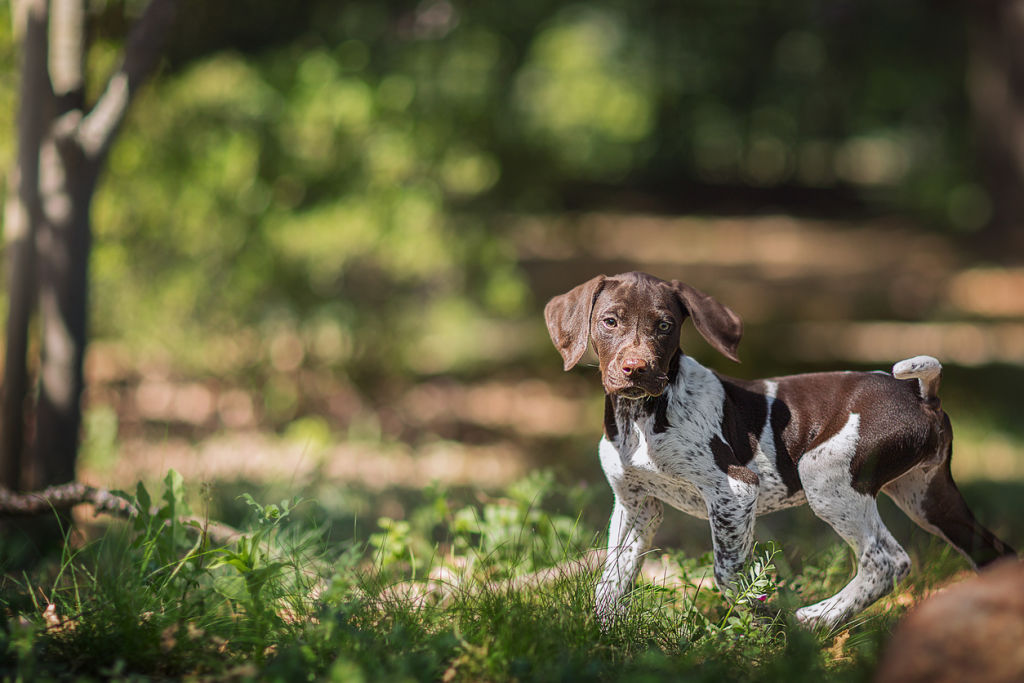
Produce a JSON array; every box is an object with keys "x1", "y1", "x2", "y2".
[
  {"x1": 1, "y1": 0, "x2": 177, "y2": 494},
  {"x1": 967, "y1": 0, "x2": 1024, "y2": 256},
  {"x1": 29, "y1": 0, "x2": 90, "y2": 489},
  {"x1": 1, "y1": 0, "x2": 51, "y2": 491},
  {"x1": 30, "y1": 133, "x2": 96, "y2": 489}
]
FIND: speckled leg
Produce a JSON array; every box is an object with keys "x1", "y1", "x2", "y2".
[
  {"x1": 705, "y1": 474, "x2": 760, "y2": 590},
  {"x1": 595, "y1": 495, "x2": 663, "y2": 623},
  {"x1": 796, "y1": 485, "x2": 910, "y2": 630}
]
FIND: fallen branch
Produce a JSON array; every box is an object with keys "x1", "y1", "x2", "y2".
[
  {"x1": 0, "y1": 481, "x2": 137, "y2": 517},
  {"x1": 0, "y1": 481, "x2": 244, "y2": 546},
  {"x1": 376, "y1": 549, "x2": 713, "y2": 608}
]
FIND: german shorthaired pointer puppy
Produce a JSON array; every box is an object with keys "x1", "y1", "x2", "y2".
[{"x1": 545, "y1": 272, "x2": 1015, "y2": 629}]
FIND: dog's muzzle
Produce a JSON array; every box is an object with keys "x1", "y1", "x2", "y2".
[{"x1": 605, "y1": 373, "x2": 669, "y2": 400}]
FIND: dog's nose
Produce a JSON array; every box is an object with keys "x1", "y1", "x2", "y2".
[{"x1": 621, "y1": 358, "x2": 648, "y2": 377}]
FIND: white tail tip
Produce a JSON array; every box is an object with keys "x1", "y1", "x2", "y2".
[{"x1": 892, "y1": 355, "x2": 942, "y2": 400}]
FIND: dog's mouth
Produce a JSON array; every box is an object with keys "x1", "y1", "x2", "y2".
[
  {"x1": 616, "y1": 387, "x2": 658, "y2": 400},
  {"x1": 606, "y1": 377, "x2": 669, "y2": 400}
]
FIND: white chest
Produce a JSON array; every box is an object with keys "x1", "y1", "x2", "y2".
[
  {"x1": 598, "y1": 360, "x2": 807, "y2": 519},
  {"x1": 600, "y1": 431, "x2": 709, "y2": 518}
]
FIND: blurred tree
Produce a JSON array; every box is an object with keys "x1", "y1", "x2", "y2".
[
  {"x1": 1, "y1": 0, "x2": 175, "y2": 491},
  {"x1": 967, "y1": 0, "x2": 1024, "y2": 255}
]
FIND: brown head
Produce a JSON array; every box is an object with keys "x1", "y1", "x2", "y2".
[{"x1": 544, "y1": 272, "x2": 742, "y2": 399}]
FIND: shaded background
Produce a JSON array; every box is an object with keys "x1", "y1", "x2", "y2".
[{"x1": 2, "y1": 0, "x2": 1023, "y2": 560}]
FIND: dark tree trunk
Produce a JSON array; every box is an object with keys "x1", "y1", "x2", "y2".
[
  {"x1": 30, "y1": 136, "x2": 97, "y2": 489},
  {"x1": 1, "y1": 0, "x2": 177, "y2": 495},
  {"x1": 967, "y1": 0, "x2": 1024, "y2": 256},
  {"x1": 28, "y1": 0, "x2": 91, "y2": 490},
  {"x1": 1, "y1": 0, "x2": 51, "y2": 491}
]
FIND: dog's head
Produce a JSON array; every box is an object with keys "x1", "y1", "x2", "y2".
[{"x1": 544, "y1": 272, "x2": 742, "y2": 399}]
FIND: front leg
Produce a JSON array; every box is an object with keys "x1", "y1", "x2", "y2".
[
  {"x1": 595, "y1": 494, "x2": 664, "y2": 623},
  {"x1": 703, "y1": 469, "x2": 759, "y2": 591}
]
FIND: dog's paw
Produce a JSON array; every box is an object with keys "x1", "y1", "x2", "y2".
[{"x1": 794, "y1": 602, "x2": 844, "y2": 630}]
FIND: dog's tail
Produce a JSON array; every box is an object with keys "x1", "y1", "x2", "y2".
[{"x1": 892, "y1": 355, "x2": 942, "y2": 402}]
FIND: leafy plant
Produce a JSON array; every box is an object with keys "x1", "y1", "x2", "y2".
[
  {"x1": 116, "y1": 470, "x2": 206, "y2": 594},
  {"x1": 704, "y1": 542, "x2": 786, "y2": 659},
  {"x1": 368, "y1": 516, "x2": 415, "y2": 574},
  {"x1": 448, "y1": 470, "x2": 592, "y2": 579},
  {"x1": 210, "y1": 494, "x2": 305, "y2": 663}
]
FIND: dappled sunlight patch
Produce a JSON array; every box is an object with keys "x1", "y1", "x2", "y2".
[
  {"x1": 41, "y1": 603, "x2": 77, "y2": 633},
  {"x1": 135, "y1": 378, "x2": 217, "y2": 425},
  {"x1": 948, "y1": 267, "x2": 1024, "y2": 318},
  {"x1": 400, "y1": 378, "x2": 596, "y2": 438},
  {"x1": 514, "y1": 212, "x2": 952, "y2": 281},
  {"x1": 790, "y1": 320, "x2": 1024, "y2": 367},
  {"x1": 638, "y1": 552, "x2": 715, "y2": 595},
  {"x1": 826, "y1": 630, "x2": 852, "y2": 665},
  {"x1": 89, "y1": 432, "x2": 528, "y2": 492},
  {"x1": 952, "y1": 428, "x2": 1024, "y2": 481}
]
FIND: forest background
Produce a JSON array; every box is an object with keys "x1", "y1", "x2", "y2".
[{"x1": 1, "y1": 1, "x2": 1024, "y2": 679}]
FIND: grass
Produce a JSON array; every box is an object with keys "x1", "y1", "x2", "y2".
[{"x1": 0, "y1": 469, "x2": 974, "y2": 682}]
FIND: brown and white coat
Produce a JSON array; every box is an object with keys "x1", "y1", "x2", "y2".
[{"x1": 545, "y1": 272, "x2": 1014, "y2": 628}]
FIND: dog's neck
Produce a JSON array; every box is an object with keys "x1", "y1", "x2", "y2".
[{"x1": 603, "y1": 350, "x2": 682, "y2": 446}]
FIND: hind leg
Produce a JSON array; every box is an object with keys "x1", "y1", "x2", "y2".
[
  {"x1": 795, "y1": 486, "x2": 911, "y2": 629},
  {"x1": 883, "y1": 460, "x2": 1015, "y2": 568},
  {"x1": 795, "y1": 419, "x2": 912, "y2": 629}
]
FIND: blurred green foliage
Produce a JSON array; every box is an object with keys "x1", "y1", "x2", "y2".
[{"x1": 1, "y1": 0, "x2": 977, "y2": 387}]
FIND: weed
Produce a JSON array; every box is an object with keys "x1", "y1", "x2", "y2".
[{"x1": 210, "y1": 494, "x2": 306, "y2": 664}]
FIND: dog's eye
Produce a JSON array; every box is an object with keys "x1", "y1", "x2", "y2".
[
  {"x1": 657, "y1": 321, "x2": 673, "y2": 332},
  {"x1": 602, "y1": 317, "x2": 618, "y2": 328}
]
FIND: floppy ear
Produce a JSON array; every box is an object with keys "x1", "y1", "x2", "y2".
[
  {"x1": 671, "y1": 280, "x2": 742, "y2": 363},
  {"x1": 544, "y1": 275, "x2": 606, "y2": 371}
]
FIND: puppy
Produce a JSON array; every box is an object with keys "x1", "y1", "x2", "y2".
[{"x1": 545, "y1": 271, "x2": 1014, "y2": 628}]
